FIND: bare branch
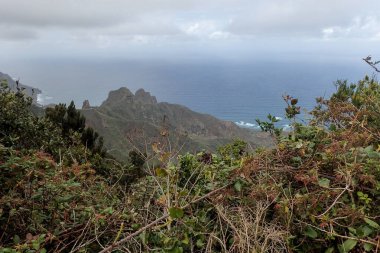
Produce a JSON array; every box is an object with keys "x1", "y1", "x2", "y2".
[{"x1": 363, "y1": 55, "x2": 380, "y2": 72}]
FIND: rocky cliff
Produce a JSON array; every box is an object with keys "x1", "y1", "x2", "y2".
[{"x1": 0, "y1": 72, "x2": 41, "y2": 104}]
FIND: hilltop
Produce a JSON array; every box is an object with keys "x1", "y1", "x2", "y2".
[{"x1": 81, "y1": 87, "x2": 271, "y2": 160}]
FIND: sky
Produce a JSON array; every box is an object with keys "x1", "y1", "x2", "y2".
[
  {"x1": 0, "y1": 0, "x2": 379, "y2": 110},
  {"x1": 0, "y1": 0, "x2": 380, "y2": 61}
]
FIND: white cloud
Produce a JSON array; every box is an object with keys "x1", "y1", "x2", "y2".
[
  {"x1": 322, "y1": 16, "x2": 380, "y2": 40},
  {"x1": 182, "y1": 21, "x2": 217, "y2": 37},
  {"x1": 209, "y1": 31, "x2": 231, "y2": 40},
  {"x1": 181, "y1": 20, "x2": 231, "y2": 40}
]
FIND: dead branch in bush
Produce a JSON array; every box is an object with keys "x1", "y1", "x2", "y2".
[
  {"x1": 315, "y1": 181, "x2": 351, "y2": 218},
  {"x1": 363, "y1": 56, "x2": 380, "y2": 73},
  {"x1": 98, "y1": 184, "x2": 230, "y2": 253},
  {"x1": 214, "y1": 203, "x2": 288, "y2": 253}
]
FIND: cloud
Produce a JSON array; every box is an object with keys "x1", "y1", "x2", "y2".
[
  {"x1": 0, "y1": 0, "x2": 379, "y2": 59},
  {"x1": 180, "y1": 20, "x2": 232, "y2": 40},
  {"x1": 226, "y1": 0, "x2": 380, "y2": 38},
  {"x1": 322, "y1": 16, "x2": 380, "y2": 40},
  {"x1": 209, "y1": 31, "x2": 231, "y2": 40},
  {"x1": 0, "y1": 25, "x2": 38, "y2": 41},
  {"x1": 1, "y1": 0, "x2": 379, "y2": 41}
]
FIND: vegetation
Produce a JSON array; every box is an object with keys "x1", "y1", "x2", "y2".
[{"x1": 1, "y1": 72, "x2": 380, "y2": 252}]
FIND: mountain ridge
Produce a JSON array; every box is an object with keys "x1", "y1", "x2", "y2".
[{"x1": 81, "y1": 87, "x2": 271, "y2": 160}]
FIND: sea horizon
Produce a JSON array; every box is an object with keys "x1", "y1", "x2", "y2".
[{"x1": 1, "y1": 57, "x2": 373, "y2": 129}]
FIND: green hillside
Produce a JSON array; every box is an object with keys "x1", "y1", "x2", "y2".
[{"x1": 81, "y1": 87, "x2": 272, "y2": 161}]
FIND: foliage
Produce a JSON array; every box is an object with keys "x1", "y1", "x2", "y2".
[
  {"x1": 45, "y1": 102, "x2": 106, "y2": 158},
  {"x1": 256, "y1": 114, "x2": 282, "y2": 138},
  {"x1": 0, "y1": 82, "x2": 64, "y2": 153},
  {"x1": 2, "y1": 74, "x2": 380, "y2": 253},
  {"x1": 0, "y1": 147, "x2": 124, "y2": 252},
  {"x1": 244, "y1": 76, "x2": 380, "y2": 252},
  {"x1": 0, "y1": 81, "x2": 132, "y2": 252}
]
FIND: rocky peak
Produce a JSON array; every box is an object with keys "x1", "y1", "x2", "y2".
[
  {"x1": 82, "y1": 99, "x2": 91, "y2": 109},
  {"x1": 134, "y1": 88, "x2": 157, "y2": 104},
  {"x1": 101, "y1": 87, "x2": 134, "y2": 106},
  {"x1": 101, "y1": 87, "x2": 158, "y2": 107}
]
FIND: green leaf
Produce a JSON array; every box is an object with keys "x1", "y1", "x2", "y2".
[
  {"x1": 234, "y1": 181, "x2": 242, "y2": 192},
  {"x1": 139, "y1": 231, "x2": 147, "y2": 244},
  {"x1": 325, "y1": 247, "x2": 334, "y2": 253},
  {"x1": 169, "y1": 207, "x2": 184, "y2": 219},
  {"x1": 318, "y1": 177, "x2": 330, "y2": 188},
  {"x1": 196, "y1": 239, "x2": 204, "y2": 248},
  {"x1": 304, "y1": 226, "x2": 318, "y2": 238},
  {"x1": 358, "y1": 225, "x2": 373, "y2": 237},
  {"x1": 131, "y1": 223, "x2": 140, "y2": 230},
  {"x1": 40, "y1": 249, "x2": 47, "y2": 253},
  {"x1": 364, "y1": 145, "x2": 374, "y2": 153},
  {"x1": 71, "y1": 182, "x2": 81, "y2": 187},
  {"x1": 155, "y1": 168, "x2": 168, "y2": 177},
  {"x1": 13, "y1": 235, "x2": 20, "y2": 244},
  {"x1": 181, "y1": 233, "x2": 189, "y2": 245},
  {"x1": 101, "y1": 207, "x2": 114, "y2": 215},
  {"x1": 179, "y1": 190, "x2": 188, "y2": 196},
  {"x1": 168, "y1": 247, "x2": 183, "y2": 253},
  {"x1": 347, "y1": 227, "x2": 356, "y2": 235},
  {"x1": 341, "y1": 239, "x2": 357, "y2": 253},
  {"x1": 363, "y1": 243, "x2": 374, "y2": 252},
  {"x1": 364, "y1": 218, "x2": 380, "y2": 229},
  {"x1": 32, "y1": 240, "x2": 40, "y2": 250}
]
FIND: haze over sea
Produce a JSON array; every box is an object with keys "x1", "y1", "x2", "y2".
[{"x1": 2, "y1": 57, "x2": 372, "y2": 129}]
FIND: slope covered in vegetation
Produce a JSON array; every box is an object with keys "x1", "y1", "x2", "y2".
[
  {"x1": 81, "y1": 87, "x2": 271, "y2": 161},
  {"x1": 1, "y1": 75, "x2": 380, "y2": 253}
]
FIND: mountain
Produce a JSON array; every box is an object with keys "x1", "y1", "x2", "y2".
[
  {"x1": 81, "y1": 87, "x2": 272, "y2": 160},
  {"x1": 0, "y1": 72, "x2": 41, "y2": 103}
]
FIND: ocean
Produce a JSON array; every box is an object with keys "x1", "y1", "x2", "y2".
[{"x1": 1, "y1": 58, "x2": 372, "y2": 129}]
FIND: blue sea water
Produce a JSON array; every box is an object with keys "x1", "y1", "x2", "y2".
[{"x1": 1, "y1": 58, "x2": 372, "y2": 129}]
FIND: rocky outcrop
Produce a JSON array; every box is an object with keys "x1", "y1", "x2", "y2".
[
  {"x1": 82, "y1": 100, "x2": 91, "y2": 109},
  {"x1": 134, "y1": 89, "x2": 157, "y2": 104},
  {"x1": 82, "y1": 87, "x2": 272, "y2": 161},
  {"x1": 101, "y1": 87, "x2": 158, "y2": 107},
  {"x1": 101, "y1": 87, "x2": 134, "y2": 107}
]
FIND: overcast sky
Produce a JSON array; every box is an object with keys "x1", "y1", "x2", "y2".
[{"x1": 0, "y1": 0, "x2": 379, "y2": 61}]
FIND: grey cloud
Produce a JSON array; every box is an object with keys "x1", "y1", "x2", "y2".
[
  {"x1": 0, "y1": 0, "x2": 221, "y2": 29},
  {"x1": 105, "y1": 18, "x2": 182, "y2": 37},
  {"x1": 0, "y1": 26, "x2": 38, "y2": 41},
  {"x1": 0, "y1": 0, "x2": 379, "y2": 46},
  {"x1": 0, "y1": 0, "x2": 128, "y2": 28}
]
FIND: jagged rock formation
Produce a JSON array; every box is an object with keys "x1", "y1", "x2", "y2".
[
  {"x1": 134, "y1": 88, "x2": 157, "y2": 104},
  {"x1": 82, "y1": 87, "x2": 271, "y2": 160},
  {"x1": 82, "y1": 99, "x2": 91, "y2": 109}
]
